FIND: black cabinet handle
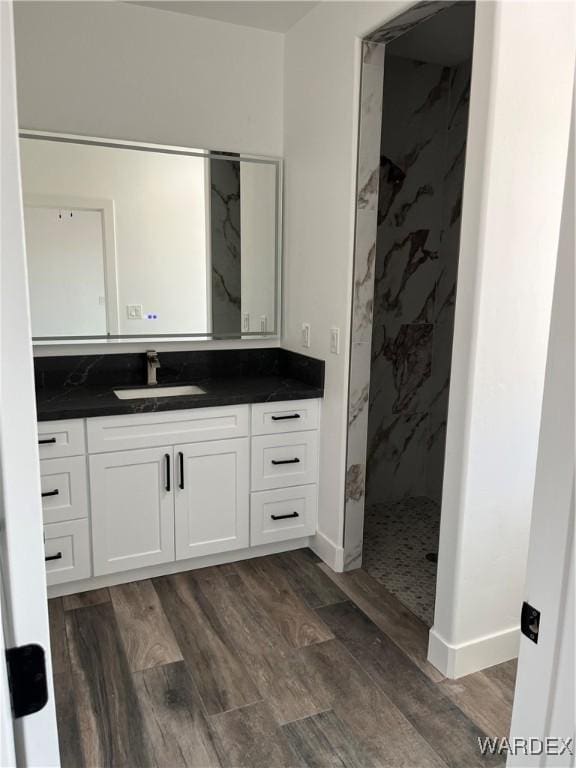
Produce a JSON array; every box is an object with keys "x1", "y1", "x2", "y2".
[
  {"x1": 178, "y1": 452, "x2": 184, "y2": 490},
  {"x1": 165, "y1": 453, "x2": 171, "y2": 492},
  {"x1": 271, "y1": 511, "x2": 300, "y2": 521},
  {"x1": 38, "y1": 437, "x2": 57, "y2": 445},
  {"x1": 45, "y1": 552, "x2": 62, "y2": 562},
  {"x1": 41, "y1": 489, "x2": 59, "y2": 498},
  {"x1": 271, "y1": 414, "x2": 301, "y2": 421},
  {"x1": 271, "y1": 458, "x2": 300, "y2": 466}
]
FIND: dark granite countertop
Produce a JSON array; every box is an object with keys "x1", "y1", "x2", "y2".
[{"x1": 35, "y1": 349, "x2": 324, "y2": 422}]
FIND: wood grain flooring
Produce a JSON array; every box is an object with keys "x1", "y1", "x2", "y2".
[
  {"x1": 49, "y1": 550, "x2": 516, "y2": 768},
  {"x1": 110, "y1": 580, "x2": 183, "y2": 672}
]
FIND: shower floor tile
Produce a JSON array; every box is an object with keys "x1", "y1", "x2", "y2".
[{"x1": 362, "y1": 496, "x2": 440, "y2": 626}]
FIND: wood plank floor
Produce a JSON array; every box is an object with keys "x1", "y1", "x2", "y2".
[{"x1": 48, "y1": 549, "x2": 517, "y2": 768}]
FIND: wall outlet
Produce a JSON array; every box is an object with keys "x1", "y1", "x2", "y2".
[
  {"x1": 330, "y1": 327, "x2": 340, "y2": 354},
  {"x1": 242, "y1": 313, "x2": 250, "y2": 332},
  {"x1": 301, "y1": 323, "x2": 311, "y2": 349},
  {"x1": 126, "y1": 304, "x2": 143, "y2": 320}
]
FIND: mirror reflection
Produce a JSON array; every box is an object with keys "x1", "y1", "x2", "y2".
[{"x1": 20, "y1": 136, "x2": 279, "y2": 340}]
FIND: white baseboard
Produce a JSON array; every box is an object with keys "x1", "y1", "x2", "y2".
[
  {"x1": 428, "y1": 624, "x2": 520, "y2": 678},
  {"x1": 310, "y1": 530, "x2": 345, "y2": 572}
]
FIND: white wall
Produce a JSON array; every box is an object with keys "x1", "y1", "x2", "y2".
[
  {"x1": 14, "y1": 0, "x2": 283, "y2": 354},
  {"x1": 21, "y1": 138, "x2": 209, "y2": 336},
  {"x1": 429, "y1": 1, "x2": 575, "y2": 676},
  {"x1": 14, "y1": 1, "x2": 283, "y2": 157}
]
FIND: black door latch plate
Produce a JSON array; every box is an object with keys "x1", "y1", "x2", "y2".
[
  {"x1": 521, "y1": 601, "x2": 540, "y2": 644},
  {"x1": 5, "y1": 644, "x2": 48, "y2": 718}
]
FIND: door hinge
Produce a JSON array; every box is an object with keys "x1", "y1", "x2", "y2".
[
  {"x1": 5, "y1": 644, "x2": 48, "y2": 718},
  {"x1": 521, "y1": 601, "x2": 541, "y2": 644}
]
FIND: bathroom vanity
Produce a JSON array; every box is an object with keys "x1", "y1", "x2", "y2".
[
  {"x1": 20, "y1": 130, "x2": 324, "y2": 597},
  {"x1": 35, "y1": 350, "x2": 324, "y2": 596}
]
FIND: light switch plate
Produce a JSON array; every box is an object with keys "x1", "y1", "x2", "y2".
[
  {"x1": 330, "y1": 327, "x2": 340, "y2": 354},
  {"x1": 126, "y1": 304, "x2": 143, "y2": 320},
  {"x1": 302, "y1": 323, "x2": 311, "y2": 349}
]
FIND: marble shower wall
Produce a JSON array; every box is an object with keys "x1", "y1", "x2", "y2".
[
  {"x1": 343, "y1": 40, "x2": 386, "y2": 570},
  {"x1": 366, "y1": 56, "x2": 471, "y2": 507},
  {"x1": 210, "y1": 158, "x2": 242, "y2": 335},
  {"x1": 343, "y1": 1, "x2": 463, "y2": 571}
]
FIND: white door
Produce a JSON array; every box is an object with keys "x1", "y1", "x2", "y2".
[
  {"x1": 90, "y1": 447, "x2": 175, "y2": 575},
  {"x1": 24, "y1": 205, "x2": 107, "y2": 337},
  {"x1": 508, "y1": 84, "x2": 574, "y2": 767},
  {"x1": 0, "y1": 2, "x2": 60, "y2": 764},
  {"x1": 175, "y1": 438, "x2": 249, "y2": 559}
]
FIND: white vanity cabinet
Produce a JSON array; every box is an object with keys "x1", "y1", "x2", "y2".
[{"x1": 38, "y1": 398, "x2": 320, "y2": 594}]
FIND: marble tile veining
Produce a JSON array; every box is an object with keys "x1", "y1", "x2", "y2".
[
  {"x1": 34, "y1": 349, "x2": 325, "y2": 421},
  {"x1": 343, "y1": 39, "x2": 385, "y2": 565},
  {"x1": 210, "y1": 158, "x2": 242, "y2": 334},
  {"x1": 366, "y1": 1, "x2": 456, "y2": 45},
  {"x1": 366, "y1": 54, "x2": 471, "y2": 508},
  {"x1": 344, "y1": 4, "x2": 473, "y2": 570}
]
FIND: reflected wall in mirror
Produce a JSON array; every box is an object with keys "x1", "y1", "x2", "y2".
[{"x1": 20, "y1": 134, "x2": 280, "y2": 341}]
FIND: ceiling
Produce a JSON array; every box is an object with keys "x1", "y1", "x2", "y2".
[
  {"x1": 128, "y1": 1, "x2": 320, "y2": 32},
  {"x1": 389, "y1": 3, "x2": 476, "y2": 66}
]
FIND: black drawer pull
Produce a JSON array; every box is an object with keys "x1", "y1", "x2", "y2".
[
  {"x1": 271, "y1": 414, "x2": 301, "y2": 421},
  {"x1": 165, "y1": 453, "x2": 171, "y2": 492},
  {"x1": 38, "y1": 437, "x2": 57, "y2": 445},
  {"x1": 178, "y1": 451, "x2": 184, "y2": 490},
  {"x1": 41, "y1": 489, "x2": 59, "y2": 498},
  {"x1": 271, "y1": 511, "x2": 300, "y2": 521},
  {"x1": 271, "y1": 458, "x2": 300, "y2": 466},
  {"x1": 45, "y1": 552, "x2": 62, "y2": 562}
]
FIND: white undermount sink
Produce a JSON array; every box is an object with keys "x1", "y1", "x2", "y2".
[{"x1": 114, "y1": 384, "x2": 206, "y2": 400}]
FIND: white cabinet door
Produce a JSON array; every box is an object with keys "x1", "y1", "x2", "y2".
[
  {"x1": 90, "y1": 447, "x2": 175, "y2": 575},
  {"x1": 175, "y1": 438, "x2": 249, "y2": 560}
]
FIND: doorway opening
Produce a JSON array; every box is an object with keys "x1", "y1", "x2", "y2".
[{"x1": 344, "y1": 1, "x2": 475, "y2": 627}]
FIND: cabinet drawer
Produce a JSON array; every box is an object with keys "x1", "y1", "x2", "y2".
[
  {"x1": 251, "y1": 399, "x2": 320, "y2": 435},
  {"x1": 44, "y1": 519, "x2": 91, "y2": 586},
  {"x1": 251, "y1": 431, "x2": 319, "y2": 491},
  {"x1": 40, "y1": 456, "x2": 89, "y2": 524},
  {"x1": 37, "y1": 419, "x2": 86, "y2": 459},
  {"x1": 250, "y1": 485, "x2": 317, "y2": 545},
  {"x1": 87, "y1": 406, "x2": 249, "y2": 453}
]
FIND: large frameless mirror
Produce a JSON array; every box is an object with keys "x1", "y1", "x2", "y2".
[{"x1": 20, "y1": 133, "x2": 281, "y2": 342}]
